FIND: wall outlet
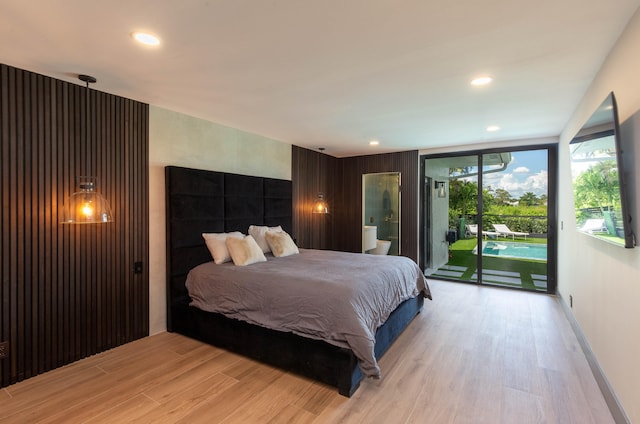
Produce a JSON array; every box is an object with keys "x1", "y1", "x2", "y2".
[
  {"x1": 0, "y1": 341, "x2": 8, "y2": 359},
  {"x1": 569, "y1": 295, "x2": 573, "y2": 308},
  {"x1": 134, "y1": 261, "x2": 143, "y2": 274}
]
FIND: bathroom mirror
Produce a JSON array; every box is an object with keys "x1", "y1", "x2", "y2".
[{"x1": 362, "y1": 172, "x2": 401, "y2": 255}]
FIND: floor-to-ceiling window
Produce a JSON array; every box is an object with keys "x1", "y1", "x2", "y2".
[{"x1": 421, "y1": 145, "x2": 557, "y2": 293}]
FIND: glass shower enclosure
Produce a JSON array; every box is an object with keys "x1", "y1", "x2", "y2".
[{"x1": 362, "y1": 172, "x2": 401, "y2": 255}]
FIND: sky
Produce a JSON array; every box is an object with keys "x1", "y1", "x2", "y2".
[{"x1": 482, "y1": 149, "x2": 548, "y2": 199}]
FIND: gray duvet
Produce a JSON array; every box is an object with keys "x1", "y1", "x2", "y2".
[{"x1": 185, "y1": 248, "x2": 431, "y2": 378}]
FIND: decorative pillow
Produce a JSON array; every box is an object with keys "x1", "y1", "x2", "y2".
[
  {"x1": 225, "y1": 235, "x2": 267, "y2": 266},
  {"x1": 265, "y1": 230, "x2": 299, "y2": 257},
  {"x1": 248, "y1": 225, "x2": 283, "y2": 253},
  {"x1": 202, "y1": 232, "x2": 244, "y2": 264}
]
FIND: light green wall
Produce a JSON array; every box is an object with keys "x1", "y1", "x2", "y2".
[{"x1": 148, "y1": 106, "x2": 291, "y2": 334}]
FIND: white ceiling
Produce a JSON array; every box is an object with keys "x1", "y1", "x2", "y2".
[{"x1": 2, "y1": 0, "x2": 639, "y2": 157}]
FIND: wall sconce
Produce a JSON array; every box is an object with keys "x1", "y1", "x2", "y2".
[
  {"x1": 61, "y1": 176, "x2": 113, "y2": 224},
  {"x1": 312, "y1": 193, "x2": 329, "y2": 214},
  {"x1": 435, "y1": 181, "x2": 447, "y2": 198},
  {"x1": 60, "y1": 74, "x2": 113, "y2": 224}
]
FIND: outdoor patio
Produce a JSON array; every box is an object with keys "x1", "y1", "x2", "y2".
[{"x1": 428, "y1": 236, "x2": 548, "y2": 291}]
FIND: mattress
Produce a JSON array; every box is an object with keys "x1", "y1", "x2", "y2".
[{"x1": 186, "y1": 248, "x2": 430, "y2": 377}]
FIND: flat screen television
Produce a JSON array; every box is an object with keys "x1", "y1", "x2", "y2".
[{"x1": 569, "y1": 92, "x2": 636, "y2": 248}]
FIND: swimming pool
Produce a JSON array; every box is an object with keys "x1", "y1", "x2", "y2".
[{"x1": 477, "y1": 241, "x2": 547, "y2": 261}]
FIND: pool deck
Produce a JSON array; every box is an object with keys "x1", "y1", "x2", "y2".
[{"x1": 428, "y1": 237, "x2": 548, "y2": 291}]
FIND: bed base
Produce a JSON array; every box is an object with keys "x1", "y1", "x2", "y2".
[{"x1": 170, "y1": 295, "x2": 423, "y2": 397}]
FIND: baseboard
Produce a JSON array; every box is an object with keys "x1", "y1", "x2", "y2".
[{"x1": 557, "y1": 293, "x2": 630, "y2": 424}]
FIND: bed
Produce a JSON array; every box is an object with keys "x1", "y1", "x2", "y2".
[{"x1": 166, "y1": 165, "x2": 430, "y2": 396}]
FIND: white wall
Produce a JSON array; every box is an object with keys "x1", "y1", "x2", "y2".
[
  {"x1": 423, "y1": 166, "x2": 452, "y2": 271},
  {"x1": 558, "y1": 8, "x2": 640, "y2": 423},
  {"x1": 418, "y1": 33, "x2": 639, "y2": 417},
  {"x1": 148, "y1": 106, "x2": 291, "y2": 335}
]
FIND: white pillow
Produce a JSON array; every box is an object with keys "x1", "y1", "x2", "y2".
[
  {"x1": 225, "y1": 235, "x2": 267, "y2": 266},
  {"x1": 265, "y1": 230, "x2": 299, "y2": 257},
  {"x1": 202, "y1": 232, "x2": 244, "y2": 264},
  {"x1": 248, "y1": 225, "x2": 283, "y2": 253}
]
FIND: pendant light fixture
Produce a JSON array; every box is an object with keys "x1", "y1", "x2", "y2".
[
  {"x1": 312, "y1": 148, "x2": 329, "y2": 214},
  {"x1": 60, "y1": 75, "x2": 113, "y2": 224},
  {"x1": 61, "y1": 176, "x2": 113, "y2": 223}
]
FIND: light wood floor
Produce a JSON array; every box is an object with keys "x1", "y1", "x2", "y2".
[{"x1": 0, "y1": 280, "x2": 614, "y2": 423}]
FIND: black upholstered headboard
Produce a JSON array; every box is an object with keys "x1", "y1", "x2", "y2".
[{"x1": 165, "y1": 166, "x2": 292, "y2": 330}]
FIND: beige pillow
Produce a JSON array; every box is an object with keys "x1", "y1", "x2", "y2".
[
  {"x1": 265, "y1": 230, "x2": 299, "y2": 257},
  {"x1": 202, "y1": 232, "x2": 244, "y2": 264},
  {"x1": 225, "y1": 235, "x2": 267, "y2": 266},
  {"x1": 248, "y1": 225, "x2": 283, "y2": 253}
]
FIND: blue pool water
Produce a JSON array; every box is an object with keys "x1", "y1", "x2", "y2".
[{"x1": 481, "y1": 241, "x2": 547, "y2": 261}]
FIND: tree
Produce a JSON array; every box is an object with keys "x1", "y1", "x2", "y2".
[
  {"x1": 493, "y1": 188, "x2": 514, "y2": 206},
  {"x1": 519, "y1": 192, "x2": 539, "y2": 206},
  {"x1": 573, "y1": 160, "x2": 619, "y2": 212},
  {"x1": 449, "y1": 179, "x2": 478, "y2": 217},
  {"x1": 481, "y1": 187, "x2": 495, "y2": 213}
]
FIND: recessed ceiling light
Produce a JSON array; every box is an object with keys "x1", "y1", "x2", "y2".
[
  {"x1": 369, "y1": 140, "x2": 380, "y2": 146},
  {"x1": 132, "y1": 32, "x2": 160, "y2": 46},
  {"x1": 471, "y1": 76, "x2": 493, "y2": 86},
  {"x1": 486, "y1": 125, "x2": 501, "y2": 132}
]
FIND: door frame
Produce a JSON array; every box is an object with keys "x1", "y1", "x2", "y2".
[{"x1": 419, "y1": 144, "x2": 558, "y2": 294}]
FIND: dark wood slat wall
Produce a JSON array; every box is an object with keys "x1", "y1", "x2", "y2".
[
  {"x1": 292, "y1": 146, "x2": 418, "y2": 262},
  {"x1": 291, "y1": 146, "x2": 339, "y2": 249},
  {"x1": 336, "y1": 151, "x2": 419, "y2": 261},
  {"x1": 0, "y1": 64, "x2": 149, "y2": 388}
]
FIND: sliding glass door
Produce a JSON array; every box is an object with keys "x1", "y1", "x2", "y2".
[
  {"x1": 421, "y1": 146, "x2": 556, "y2": 293},
  {"x1": 423, "y1": 155, "x2": 479, "y2": 283}
]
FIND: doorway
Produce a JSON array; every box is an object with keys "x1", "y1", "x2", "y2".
[
  {"x1": 363, "y1": 172, "x2": 401, "y2": 255},
  {"x1": 420, "y1": 146, "x2": 557, "y2": 293}
]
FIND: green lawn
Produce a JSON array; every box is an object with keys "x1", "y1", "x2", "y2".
[{"x1": 442, "y1": 236, "x2": 548, "y2": 291}]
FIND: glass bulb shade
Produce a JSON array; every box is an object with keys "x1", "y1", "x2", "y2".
[
  {"x1": 438, "y1": 184, "x2": 447, "y2": 198},
  {"x1": 61, "y1": 189, "x2": 113, "y2": 224},
  {"x1": 312, "y1": 194, "x2": 329, "y2": 214}
]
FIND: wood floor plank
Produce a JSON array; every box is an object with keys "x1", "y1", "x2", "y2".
[
  {"x1": 0, "y1": 388, "x2": 11, "y2": 402},
  {"x1": 213, "y1": 372, "x2": 317, "y2": 423},
  {"x1": 86, "y1": 393, "x2": 161, "y2": 423},
  {"x1": 268, "y1": 403, "x2": 317, "y2": 424},
  {"x1": 0, "y1": 280, "x2": 617, "y2": 424},
  {"x1": 291, "y1": 379, "x2": 337, "y2": 416},
  {"x1": 128, "y1": 372, "x2": 239, "y2": 424},
  {"x1": 143, "y1": 350, "x2": 241, "y2": 404},
  {"x1": 500, "y1": 386, "x2": 546, "y2": 424},
  {"x1": 175, "y1": 365, "x2": 283, "y2": 424},
  {"x1": 0, "y1": 365, "x2": 108, "y2": 420},
  {"x1": 37, "y1": 345, "x2": 229, "y2": 423}
]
